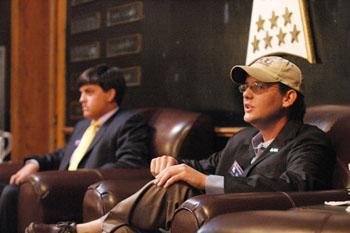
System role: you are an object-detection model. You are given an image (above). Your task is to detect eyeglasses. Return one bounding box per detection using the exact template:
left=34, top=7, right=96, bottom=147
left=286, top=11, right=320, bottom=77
left=238, top=82, right=275, bottom=94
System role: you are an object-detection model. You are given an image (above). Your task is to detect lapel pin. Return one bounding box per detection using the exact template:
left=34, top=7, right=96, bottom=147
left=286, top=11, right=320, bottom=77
left=74, top=140, right=81, bottom=146
left=270, top=148, right=279, bottom=152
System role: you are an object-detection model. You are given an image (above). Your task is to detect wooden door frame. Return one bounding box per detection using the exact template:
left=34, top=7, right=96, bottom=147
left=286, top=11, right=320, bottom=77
left=11, top=0, right=66, bottom=162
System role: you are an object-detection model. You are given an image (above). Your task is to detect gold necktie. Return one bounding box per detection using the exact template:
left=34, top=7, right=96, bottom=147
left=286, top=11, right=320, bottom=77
left=68, top=121, right=99, bottom=170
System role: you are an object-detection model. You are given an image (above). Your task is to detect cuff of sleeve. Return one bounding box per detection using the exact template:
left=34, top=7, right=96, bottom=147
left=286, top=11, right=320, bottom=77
left=25, top=159, right=40, bottom=170
left=205, top=175, right=224, bottom=194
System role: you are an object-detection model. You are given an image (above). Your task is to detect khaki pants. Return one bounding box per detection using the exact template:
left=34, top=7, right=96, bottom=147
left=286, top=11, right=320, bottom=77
left=102, top=180, right=202, bottom=233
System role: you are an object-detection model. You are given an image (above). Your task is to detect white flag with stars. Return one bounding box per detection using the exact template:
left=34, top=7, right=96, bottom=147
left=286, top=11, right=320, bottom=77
left=245, top=0, right=315, bottom=65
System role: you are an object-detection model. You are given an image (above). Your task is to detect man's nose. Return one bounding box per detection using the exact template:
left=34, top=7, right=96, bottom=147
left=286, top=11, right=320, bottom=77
left=243, top=87, right=253, bottom=99
left=79, top=94, right=85, bottom=103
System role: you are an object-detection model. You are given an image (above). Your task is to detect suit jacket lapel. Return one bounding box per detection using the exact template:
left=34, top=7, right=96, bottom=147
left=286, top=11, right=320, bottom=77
left=221, top=130, right=255, bottom=176
left=243, top=120, right=302, bottom=176
left=59, top=120, right=91, bottom=170
left=85, top=123, right=107, bottom=153
left=61, top=110, right=119, bottom=169
left=84, top=110, right=119, bottom=155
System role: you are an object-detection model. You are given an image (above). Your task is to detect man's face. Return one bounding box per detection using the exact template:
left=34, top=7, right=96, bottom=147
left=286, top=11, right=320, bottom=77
left=79, top=84, right=115, bottom=120
left=241, top=76, right=287, bottom=128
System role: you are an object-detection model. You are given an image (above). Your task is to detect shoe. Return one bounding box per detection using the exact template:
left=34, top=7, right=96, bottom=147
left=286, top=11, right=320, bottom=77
left=25, top=222, right=77, bottom=233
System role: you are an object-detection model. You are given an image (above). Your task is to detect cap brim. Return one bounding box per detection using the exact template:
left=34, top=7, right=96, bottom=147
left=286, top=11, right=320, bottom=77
left=230, top=65, right=278, bottom=84
left=230, top=66, right=248, bottom=84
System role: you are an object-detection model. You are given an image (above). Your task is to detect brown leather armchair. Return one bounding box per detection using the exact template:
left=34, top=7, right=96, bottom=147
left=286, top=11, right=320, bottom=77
left=170, top=104, right=350, bottom=233
left=14, top=108, right=214, bottom=233
left=82, top=108, right=215, bottom=221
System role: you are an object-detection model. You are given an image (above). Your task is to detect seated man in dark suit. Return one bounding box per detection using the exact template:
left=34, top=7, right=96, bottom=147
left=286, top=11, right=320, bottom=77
left=0, top=64, right=152, bottom=233
left=27, top=56, right=335, bottom=233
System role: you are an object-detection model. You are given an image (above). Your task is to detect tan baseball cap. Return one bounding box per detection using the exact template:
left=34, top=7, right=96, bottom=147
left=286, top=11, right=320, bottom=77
left=230, top=56, right=304, bottom=94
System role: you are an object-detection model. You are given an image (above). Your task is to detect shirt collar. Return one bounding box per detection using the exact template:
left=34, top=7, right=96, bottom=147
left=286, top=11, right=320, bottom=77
left=251, top=132, right=274, bottom=150
left=92, top=107, right=119, bottom=127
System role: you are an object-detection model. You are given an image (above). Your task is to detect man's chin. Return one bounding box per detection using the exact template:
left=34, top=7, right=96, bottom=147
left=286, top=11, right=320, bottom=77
left=243, top=115, right=254, bottom=124
left=82, top=112, right=91, bottom=119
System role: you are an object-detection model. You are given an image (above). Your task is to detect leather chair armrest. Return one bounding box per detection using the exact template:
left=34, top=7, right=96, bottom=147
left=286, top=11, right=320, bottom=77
left=18, top=169, right=103, bottom=233
left=17, top=168, right=152, bottom=233
left=0, top=162, right=22, bottom=183
left=83, top=176, right=152, bottom=221
left=198, top=209, right=350, bottom=233
left=288, top=189, right=350, bottom=206
left=171, top=189, right=350, bottom=233
left=171, top=192, right=295, bottom=233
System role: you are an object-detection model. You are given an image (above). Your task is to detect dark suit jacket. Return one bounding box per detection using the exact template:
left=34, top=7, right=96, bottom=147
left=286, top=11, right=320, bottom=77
left=28, top=109, right=152, bottom=171
left=184, top=120, right=335, bottom=193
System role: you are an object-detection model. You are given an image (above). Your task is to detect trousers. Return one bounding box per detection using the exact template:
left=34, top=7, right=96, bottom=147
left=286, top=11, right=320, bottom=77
left=0, top=184, right=19, bottom=233
left=102, top=181, right=202, bottom=233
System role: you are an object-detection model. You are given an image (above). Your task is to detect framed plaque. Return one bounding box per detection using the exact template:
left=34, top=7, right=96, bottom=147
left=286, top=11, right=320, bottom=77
left=106, top=34, right=142, bottom=58
left=68, top=101, right=83, bottom=121
left=121, top=66, right=141, bottom=87
left=71, top=12, right=101, bottom=34
left=71, top=0, right=95, bottom=7
left=107, top=1, right=144, bottom=27
left=70, top=41, right=100, bottom=62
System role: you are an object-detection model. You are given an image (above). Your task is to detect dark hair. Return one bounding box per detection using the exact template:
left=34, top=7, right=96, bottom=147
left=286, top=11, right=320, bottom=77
left=278, top=83, right=305, bottom=122
left=78, top=64, right=126, bottom=106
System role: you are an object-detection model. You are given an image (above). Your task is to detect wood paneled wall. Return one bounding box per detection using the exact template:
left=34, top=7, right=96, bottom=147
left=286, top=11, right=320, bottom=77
left=11, top=0, right=66, bottom=162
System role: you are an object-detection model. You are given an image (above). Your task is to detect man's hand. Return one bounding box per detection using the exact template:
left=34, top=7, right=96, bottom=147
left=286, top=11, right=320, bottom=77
left=9, top=163, right=39, bottom=185
left=150, top=155, right=178, bottom=177
left=153, top=162, right=208, bottom=190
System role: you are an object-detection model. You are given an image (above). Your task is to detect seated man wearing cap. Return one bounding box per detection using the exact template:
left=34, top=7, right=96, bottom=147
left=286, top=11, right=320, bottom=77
left=26, top=56, right=335, bottom=233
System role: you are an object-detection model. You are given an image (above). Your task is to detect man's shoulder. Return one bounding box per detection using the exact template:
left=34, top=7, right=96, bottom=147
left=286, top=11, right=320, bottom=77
left=112, top=109, right=145, bottom=122
left=74, top=119, right=90, bottom=129
left=280, top=121, right=332, bottom=147
left=297, top=122, right=330, bottom=140
left=105, top=109, right=147, bottom=129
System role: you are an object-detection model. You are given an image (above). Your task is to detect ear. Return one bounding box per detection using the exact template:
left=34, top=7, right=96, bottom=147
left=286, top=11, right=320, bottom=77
left=282, top=89, right=297, bottom=108
left=106, top=89, right=116, bottom=103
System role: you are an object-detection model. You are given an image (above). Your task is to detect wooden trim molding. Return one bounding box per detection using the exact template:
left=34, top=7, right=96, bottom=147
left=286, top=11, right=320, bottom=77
left=55, top=0, right=67, bottom=148
left=11, top=0, right=66, bottom=162
left=63, top=127, right=73, bottom=135
left=214, top=127, right=244, bottom=138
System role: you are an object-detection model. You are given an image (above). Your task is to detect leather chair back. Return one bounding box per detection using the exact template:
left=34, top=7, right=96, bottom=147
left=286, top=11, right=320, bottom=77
left=137, top=108, right=214, bottom=160
left=303, top=105, right=350, bottom=188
